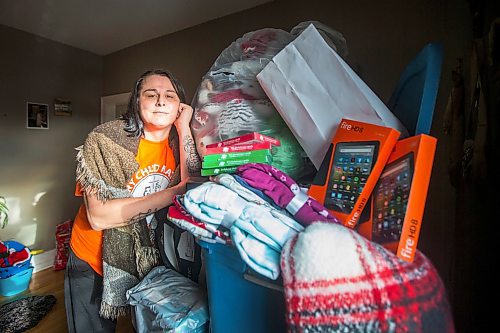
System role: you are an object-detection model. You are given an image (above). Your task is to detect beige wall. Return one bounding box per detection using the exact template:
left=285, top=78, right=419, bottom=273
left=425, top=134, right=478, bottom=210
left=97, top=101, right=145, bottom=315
left=103, top=0, right=471, bottom=290
left=0, top=25, right=102, bottom=250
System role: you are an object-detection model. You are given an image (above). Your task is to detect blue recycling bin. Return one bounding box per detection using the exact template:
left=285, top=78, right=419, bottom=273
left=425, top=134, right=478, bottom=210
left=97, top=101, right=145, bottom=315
left=198, top=240, right=286, bottom=333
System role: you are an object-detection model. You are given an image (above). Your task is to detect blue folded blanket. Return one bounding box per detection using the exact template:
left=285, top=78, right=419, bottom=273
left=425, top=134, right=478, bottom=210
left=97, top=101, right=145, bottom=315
left=183, top=179, right=303, bottom=279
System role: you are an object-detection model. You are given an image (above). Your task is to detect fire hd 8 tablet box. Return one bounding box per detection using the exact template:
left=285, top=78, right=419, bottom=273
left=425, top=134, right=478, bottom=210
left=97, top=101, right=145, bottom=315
left=356, top=134, right=437, bottom=262
left=308, top=119, right=400, bottom=228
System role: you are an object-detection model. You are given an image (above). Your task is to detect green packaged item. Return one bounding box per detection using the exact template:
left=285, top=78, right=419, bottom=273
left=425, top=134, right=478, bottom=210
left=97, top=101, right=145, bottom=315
left=202, top=154, right=272, bottom=169
left=203, top=149, right=271, bottom=162
left=201, top=166, right=239, bottom=176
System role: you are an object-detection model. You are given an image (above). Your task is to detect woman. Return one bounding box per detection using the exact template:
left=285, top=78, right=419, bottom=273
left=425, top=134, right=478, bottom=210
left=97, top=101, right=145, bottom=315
left=65, top=69, right=201, bottom=332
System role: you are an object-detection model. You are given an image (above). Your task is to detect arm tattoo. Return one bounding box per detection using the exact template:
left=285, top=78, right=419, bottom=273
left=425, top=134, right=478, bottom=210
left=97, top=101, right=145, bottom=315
left=84, top=194, right=155, bottom=226
left=128, top=209, right=155, bottom=224
left=183, top=135, right=201, bottom=175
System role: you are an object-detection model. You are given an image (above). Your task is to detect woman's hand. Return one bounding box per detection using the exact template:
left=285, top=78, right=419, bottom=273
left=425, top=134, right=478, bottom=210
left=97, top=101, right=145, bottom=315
left=175, top=103, right=201, bottom=178
left=175, top=103, right=193, bottom=131
left=173, top=176, right=207, bottom=194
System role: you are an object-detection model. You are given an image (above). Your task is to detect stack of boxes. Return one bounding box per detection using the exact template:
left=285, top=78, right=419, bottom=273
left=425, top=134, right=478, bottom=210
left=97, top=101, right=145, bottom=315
left=201, top=132, right=280, bottom=176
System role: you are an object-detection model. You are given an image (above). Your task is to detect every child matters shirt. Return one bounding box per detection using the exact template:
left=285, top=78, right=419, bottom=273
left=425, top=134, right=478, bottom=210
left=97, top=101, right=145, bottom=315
left=70, top=137, right=176, bottom=276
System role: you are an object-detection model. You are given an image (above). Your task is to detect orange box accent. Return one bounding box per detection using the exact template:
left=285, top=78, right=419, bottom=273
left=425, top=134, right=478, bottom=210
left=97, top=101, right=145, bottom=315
left=356, top=134, right=437, bottom=262
left=308, top=119, right=400, bottom=228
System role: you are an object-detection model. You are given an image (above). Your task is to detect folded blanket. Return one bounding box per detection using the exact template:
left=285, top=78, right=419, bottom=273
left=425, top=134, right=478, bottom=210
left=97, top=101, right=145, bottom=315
left=231, top=227, right=281, bottom=280
left=233, top=175, right=283, bottom=210
left=236, top=163, right=339, bottom=225
left=183, top=181, right=303, bottom=251
left=167, top=195, right=231, bottom=244
left=182, top=181, right=244, bottom=227
left=182, top=180, right=303, bottom=279
left=212, top=173, right=284, bottom=212
left=281, top=222, right=455, bottom=333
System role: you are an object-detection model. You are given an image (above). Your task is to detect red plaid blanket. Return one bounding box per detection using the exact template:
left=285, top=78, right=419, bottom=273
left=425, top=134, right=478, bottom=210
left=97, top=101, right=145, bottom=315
left=281, top=222, right=455, bottom=333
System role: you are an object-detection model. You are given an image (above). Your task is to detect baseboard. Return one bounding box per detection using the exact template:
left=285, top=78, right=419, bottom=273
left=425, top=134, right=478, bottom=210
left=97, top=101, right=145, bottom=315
left=32, top=248, right=56, bottom=273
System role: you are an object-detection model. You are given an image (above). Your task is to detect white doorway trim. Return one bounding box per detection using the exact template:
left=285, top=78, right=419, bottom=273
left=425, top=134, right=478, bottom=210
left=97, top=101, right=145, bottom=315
left=100, top=92, right=131, bottom=124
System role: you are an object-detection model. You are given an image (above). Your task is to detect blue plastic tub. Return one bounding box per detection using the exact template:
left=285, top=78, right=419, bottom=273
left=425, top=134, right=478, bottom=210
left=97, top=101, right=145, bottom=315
left=198, top=240, right=286, bottom=333
left=0, top=266, right=33, bottom=297
left=0, top=240, right=32, bottom=279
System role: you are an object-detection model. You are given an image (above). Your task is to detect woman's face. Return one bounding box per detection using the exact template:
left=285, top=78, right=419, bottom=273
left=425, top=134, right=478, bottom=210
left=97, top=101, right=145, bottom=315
left=139, top=74, right=180, bottom=132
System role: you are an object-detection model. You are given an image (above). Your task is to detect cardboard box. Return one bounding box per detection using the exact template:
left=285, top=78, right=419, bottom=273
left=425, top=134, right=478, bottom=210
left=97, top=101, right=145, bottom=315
left=205, top=142, right=272, bottom=155
left=308, top=119, right=400, bottom=228
left=356, top=134, right=437, bottom=262
left=205, top=132, right=281, bottom=148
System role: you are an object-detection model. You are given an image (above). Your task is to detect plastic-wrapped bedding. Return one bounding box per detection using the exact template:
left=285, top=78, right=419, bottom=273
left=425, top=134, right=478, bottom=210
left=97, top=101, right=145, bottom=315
left=190, top=27, right=310, bottom=180
left=126, top=266, right=209, bottom=333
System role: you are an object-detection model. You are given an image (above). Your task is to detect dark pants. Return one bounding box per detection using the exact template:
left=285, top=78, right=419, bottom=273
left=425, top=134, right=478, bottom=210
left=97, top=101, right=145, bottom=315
left=64, top=249, right=117, bottom=333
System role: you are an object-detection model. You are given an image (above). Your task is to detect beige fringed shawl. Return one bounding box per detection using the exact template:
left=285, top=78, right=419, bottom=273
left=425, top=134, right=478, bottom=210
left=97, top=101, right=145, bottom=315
left=75, top=119, right=180, bottom=319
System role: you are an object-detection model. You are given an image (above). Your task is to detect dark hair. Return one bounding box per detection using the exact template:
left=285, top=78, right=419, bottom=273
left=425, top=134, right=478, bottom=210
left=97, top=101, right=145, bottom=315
left=123, top=69, right=186, bottom=137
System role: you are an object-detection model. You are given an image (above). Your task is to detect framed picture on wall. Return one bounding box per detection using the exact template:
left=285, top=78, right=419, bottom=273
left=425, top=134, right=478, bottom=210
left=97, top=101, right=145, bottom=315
left=26, top=102, right=49, bottom=129
left=54, top=98, right=72, bottom=116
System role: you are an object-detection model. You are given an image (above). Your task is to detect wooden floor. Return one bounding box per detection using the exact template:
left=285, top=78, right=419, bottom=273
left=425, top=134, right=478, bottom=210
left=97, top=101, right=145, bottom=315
left=0, top=268, right=135, bottom=332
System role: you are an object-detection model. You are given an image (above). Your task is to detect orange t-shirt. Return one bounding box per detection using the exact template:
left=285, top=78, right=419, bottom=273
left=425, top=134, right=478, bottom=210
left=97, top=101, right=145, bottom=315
left=70, top=137, right=176, bottom=275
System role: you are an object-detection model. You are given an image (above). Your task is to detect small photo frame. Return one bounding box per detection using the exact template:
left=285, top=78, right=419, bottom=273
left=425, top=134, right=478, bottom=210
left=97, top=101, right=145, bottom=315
left=27, top=102, right=49, bottom=129
left=54, top=98, right=72, bottom=116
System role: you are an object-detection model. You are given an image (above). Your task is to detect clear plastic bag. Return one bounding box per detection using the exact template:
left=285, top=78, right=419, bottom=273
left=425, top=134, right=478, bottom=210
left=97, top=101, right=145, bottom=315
left=126, top=266, right=209, bottom=333
left=191, top=28, right=310, bottom=179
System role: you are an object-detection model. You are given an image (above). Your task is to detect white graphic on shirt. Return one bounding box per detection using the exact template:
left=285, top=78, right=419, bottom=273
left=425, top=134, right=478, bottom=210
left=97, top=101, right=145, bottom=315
left=129, top=165, right=172, bottom=225
left=127, top=164, right=173, bottom=191
left=131, top=173, right=170, bottom=198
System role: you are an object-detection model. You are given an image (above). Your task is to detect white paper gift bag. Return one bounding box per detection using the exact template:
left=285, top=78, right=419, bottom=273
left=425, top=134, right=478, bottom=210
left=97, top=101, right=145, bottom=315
left=256, top=24, right=408, bottom=169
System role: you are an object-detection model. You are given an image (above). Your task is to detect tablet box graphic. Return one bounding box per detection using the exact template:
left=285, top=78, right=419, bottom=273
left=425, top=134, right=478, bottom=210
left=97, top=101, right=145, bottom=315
left=308, top=119, right=400, bottom=228
left=356, top=134, right=437, bottom=262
